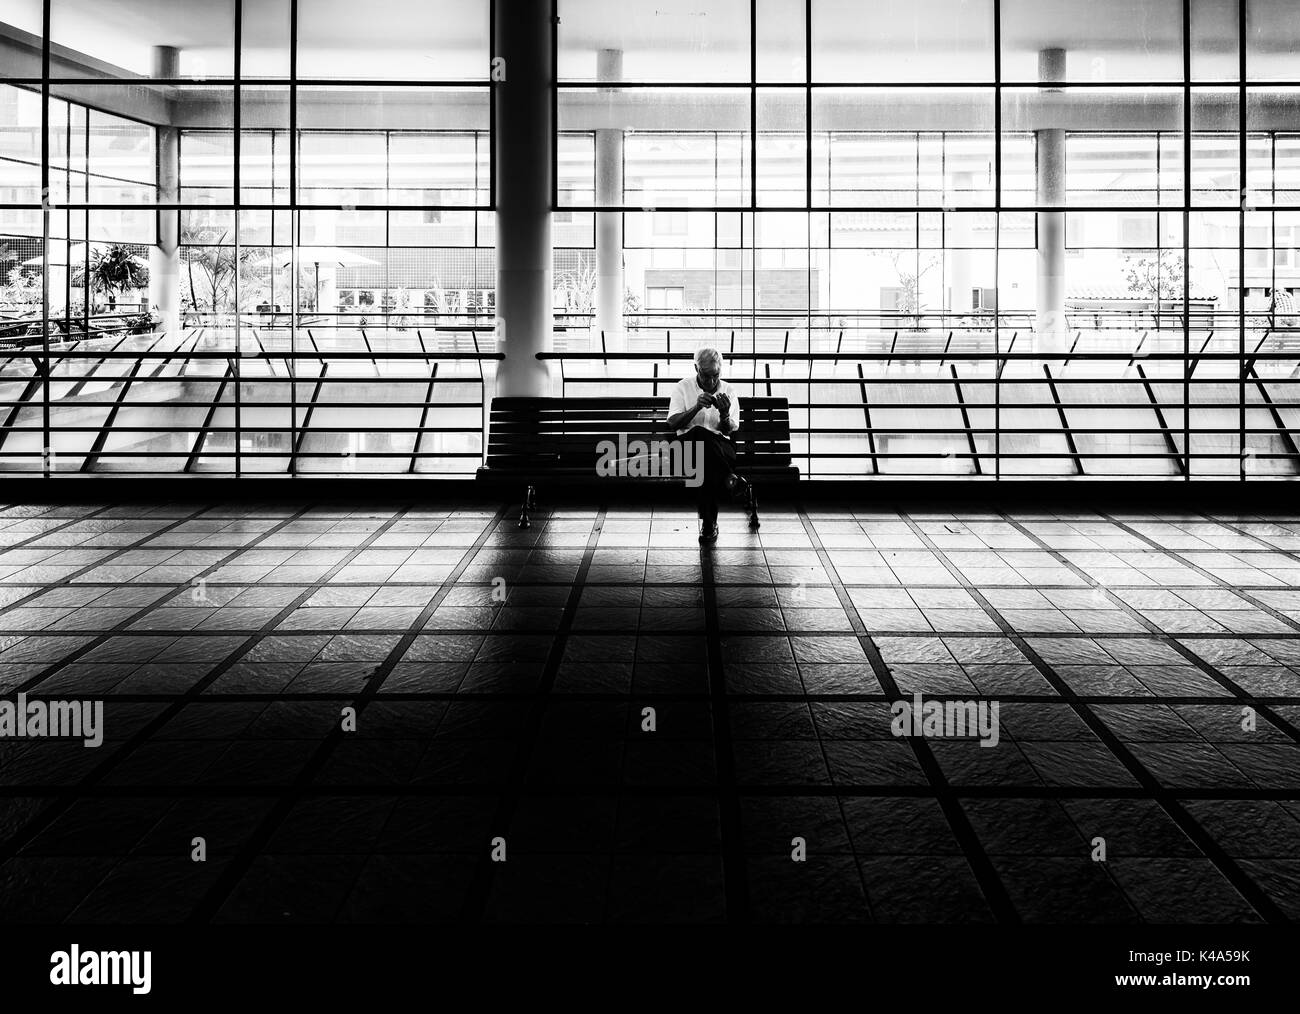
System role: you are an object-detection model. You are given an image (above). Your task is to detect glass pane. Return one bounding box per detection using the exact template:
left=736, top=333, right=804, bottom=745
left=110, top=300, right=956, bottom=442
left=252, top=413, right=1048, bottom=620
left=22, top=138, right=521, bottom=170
left=815, top=90, right=997, bottom=208
left=813, top=0, right=994, bottom=83
left=757, top=89, right=806, bottom=206
left=1248, top=0, right=1300, bottom=82
left=560, top=88, right=751, bottom=209
left=0, top=85, right=42, bottom=204
left=758, top=0, right=805, bottom=83
left=296, top=0, right=489, bottom=81
left=241, top=87, right=291, bottom=205
left=1192, top=0, right=1240, bottom=82
left=0, top=0, right=44, bottom=78
left=1000, top=0, right=1184, bottom=83
left=50, top=0, right=236, bottom=79
left=243, top=0, right=291, bottom=78
left=559, top=0, right=752, bottom=83
left=296, top=87, right=490, bottom=207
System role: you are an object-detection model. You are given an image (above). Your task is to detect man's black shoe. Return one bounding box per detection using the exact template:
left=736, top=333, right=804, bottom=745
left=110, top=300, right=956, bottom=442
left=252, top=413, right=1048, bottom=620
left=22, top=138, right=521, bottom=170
left=726, top=473, right=752, bottom=503
left=699, top=522, right=719, bottom=544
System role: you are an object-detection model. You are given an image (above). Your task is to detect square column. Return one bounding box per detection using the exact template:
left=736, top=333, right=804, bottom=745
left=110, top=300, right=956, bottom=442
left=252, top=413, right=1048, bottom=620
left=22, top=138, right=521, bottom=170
left=595, top=48, right=624, bottom=349
left=1036, top=47, right=1067, bottom=353
left=493, top=0, right=555, bottom=397
left=149, top=45, right=181, bottom=339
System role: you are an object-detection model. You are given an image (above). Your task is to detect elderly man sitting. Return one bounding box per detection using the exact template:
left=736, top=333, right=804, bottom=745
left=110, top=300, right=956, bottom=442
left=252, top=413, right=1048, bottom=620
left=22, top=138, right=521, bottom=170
left=666, top=347, right=753, bottom=544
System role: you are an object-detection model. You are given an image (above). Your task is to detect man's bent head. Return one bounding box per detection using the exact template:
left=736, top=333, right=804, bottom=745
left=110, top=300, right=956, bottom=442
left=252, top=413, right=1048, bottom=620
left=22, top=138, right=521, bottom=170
left=694, top=346, right=723, bottom=393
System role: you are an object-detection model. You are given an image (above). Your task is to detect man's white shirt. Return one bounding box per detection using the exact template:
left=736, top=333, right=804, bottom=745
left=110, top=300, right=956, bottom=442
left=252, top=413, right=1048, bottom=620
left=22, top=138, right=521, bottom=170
left=669, top=375, right=741, bottom=436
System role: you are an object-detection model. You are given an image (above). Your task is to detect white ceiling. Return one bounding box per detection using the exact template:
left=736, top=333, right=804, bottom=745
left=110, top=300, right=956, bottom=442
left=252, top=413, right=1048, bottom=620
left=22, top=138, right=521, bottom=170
left=4, top=0, right=1297, bottom=83
left=560, top=0, right=1300, bottom=81
left=36, top=0, right=488, bottom=78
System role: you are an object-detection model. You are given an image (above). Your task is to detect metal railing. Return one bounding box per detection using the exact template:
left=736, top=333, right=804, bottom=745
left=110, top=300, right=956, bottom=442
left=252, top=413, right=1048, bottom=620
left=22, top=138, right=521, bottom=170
left=3, top=308, right=1297, bottom=479
left=0, top=323, right=500, bottom=475
left=539, top=312, right=1300, bottom=480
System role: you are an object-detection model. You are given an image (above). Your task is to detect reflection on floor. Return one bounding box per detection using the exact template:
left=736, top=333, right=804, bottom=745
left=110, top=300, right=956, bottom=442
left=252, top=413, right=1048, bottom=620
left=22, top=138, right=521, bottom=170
left=0, top=499, right=1297, bottom=924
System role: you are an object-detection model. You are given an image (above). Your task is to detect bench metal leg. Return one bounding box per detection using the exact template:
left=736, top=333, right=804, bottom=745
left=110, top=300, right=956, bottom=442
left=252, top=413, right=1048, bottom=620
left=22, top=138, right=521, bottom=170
left=518, top=484, right=536, bottom=529
left=747, top=484, right=760, bottom=530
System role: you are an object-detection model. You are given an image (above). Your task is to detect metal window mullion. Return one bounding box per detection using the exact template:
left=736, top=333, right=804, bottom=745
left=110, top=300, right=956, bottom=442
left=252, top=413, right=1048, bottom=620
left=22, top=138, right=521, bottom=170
left=232, top=0, right=243, bottom=477
left=1239, top=0, right=1247, bottom=481
left=74, top=102, right=80, bottom=335
left=1182, top=0, right=1192, bottom=478
left=993, top=0, right=1001, bottom=481
left=40, top=0, right=51, bottom=476
left=289, top=0, right=299, bottom=476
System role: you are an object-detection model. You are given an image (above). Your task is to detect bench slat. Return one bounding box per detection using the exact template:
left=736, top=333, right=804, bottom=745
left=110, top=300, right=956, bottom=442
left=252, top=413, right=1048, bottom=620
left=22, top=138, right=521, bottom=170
left=479, top=395, right=799, bottom=483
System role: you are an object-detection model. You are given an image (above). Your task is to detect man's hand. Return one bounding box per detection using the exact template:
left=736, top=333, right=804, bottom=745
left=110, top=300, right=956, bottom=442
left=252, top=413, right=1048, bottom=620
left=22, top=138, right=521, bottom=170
left=713, top=393, right=731, bottom=419
left=669, top=393, right=711, bottom=432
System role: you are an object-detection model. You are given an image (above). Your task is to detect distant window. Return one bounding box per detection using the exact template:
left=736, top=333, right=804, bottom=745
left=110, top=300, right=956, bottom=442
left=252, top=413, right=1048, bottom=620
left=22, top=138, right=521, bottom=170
left=653, top=212, right=688, bottom=236
left=646, top=286, right=684, bottom=311
left=423, top=189, right=445, bottom=224
left=973, top=287, right=997, bottom=310
left=1065, top=214, right=1084, bottom=248
left=880, top=287, right=903, bottom=311
left=1119, top=215, right=1157, bottom=248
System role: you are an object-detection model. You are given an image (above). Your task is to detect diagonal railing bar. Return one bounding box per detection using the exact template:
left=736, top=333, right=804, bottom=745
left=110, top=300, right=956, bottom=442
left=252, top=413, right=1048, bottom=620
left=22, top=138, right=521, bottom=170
left=0, top=373, right=44, bottom=455
left=1187, top=331, right=1215, bottom=376
left=290, top=361, right=329, bottom=469
left=409, top=362, right=439, bottom=475
left=1041, top=363, right=1085, bottom=475
left=950, top=363, right=983, bottom=475
left=60, top=332, right=141, bottom=399
left=359, top=327, right=380, bottom=376
left=855, top=362, right=879, bottom=475
left=995, top=331, right=1017, bottom=379
left=1059, top=329, right=1084, bottom=371
left=1, top=330, right=197, bottom=458
left=1134, top=362, right=1188, bottom=476
left=1243, top=329, right=1274, bottom=375
left=171, top=328, right=208, bottom=376
left=184, top=357, right=236, bottom=474
left=78, top=353, right=175, bottom=473
left=936, top=329, right=955, bottom=369
left=1244, top=362, right=1300, bottom=468
left=1122, top=329, right=1150, bottom=376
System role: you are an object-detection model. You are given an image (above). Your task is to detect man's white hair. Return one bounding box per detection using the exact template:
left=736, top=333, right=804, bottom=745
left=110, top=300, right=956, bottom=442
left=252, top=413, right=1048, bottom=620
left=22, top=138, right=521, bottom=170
left=694, top=346, right=723, bottom=370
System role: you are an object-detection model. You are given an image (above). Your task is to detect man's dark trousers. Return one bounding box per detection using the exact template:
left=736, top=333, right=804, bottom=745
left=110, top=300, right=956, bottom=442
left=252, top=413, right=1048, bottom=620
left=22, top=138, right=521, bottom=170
left=679, top=426, right=736, bottom=527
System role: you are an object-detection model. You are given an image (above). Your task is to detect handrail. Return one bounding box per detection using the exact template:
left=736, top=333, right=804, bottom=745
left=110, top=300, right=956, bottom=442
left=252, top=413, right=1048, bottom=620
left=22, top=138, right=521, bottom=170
left=535, top=350, right=1295, bottom=362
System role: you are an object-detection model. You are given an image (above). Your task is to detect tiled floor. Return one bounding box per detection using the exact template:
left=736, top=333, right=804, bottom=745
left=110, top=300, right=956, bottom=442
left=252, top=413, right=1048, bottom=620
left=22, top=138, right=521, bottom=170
left=0, top=499, right=1298, bottom=924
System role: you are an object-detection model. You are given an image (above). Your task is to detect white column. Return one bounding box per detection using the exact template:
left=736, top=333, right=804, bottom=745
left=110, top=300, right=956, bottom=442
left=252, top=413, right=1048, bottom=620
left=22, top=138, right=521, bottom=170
left=318, top=265, right=338, bottom=319
left=948, top=172, right=975, bottom=316
left=595, top=49, right=624, bottom=350
left=493, top=0, right=554, bottom=397
left=149, top=45, right=181, bottom=338
left=1036, top=47, right=1067, bottom=353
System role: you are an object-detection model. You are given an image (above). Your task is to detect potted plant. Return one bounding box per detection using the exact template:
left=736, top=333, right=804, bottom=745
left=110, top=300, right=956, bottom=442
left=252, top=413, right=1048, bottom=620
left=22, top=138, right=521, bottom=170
left=89, top=245, right=149, bottom=313
left=126, top=307, right=161, bottom=335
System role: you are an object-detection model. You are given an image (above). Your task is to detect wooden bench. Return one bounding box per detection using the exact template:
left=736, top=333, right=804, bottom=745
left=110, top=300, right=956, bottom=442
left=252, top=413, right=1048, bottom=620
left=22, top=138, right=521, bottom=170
left=478, top=396, right=799, bottom=529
